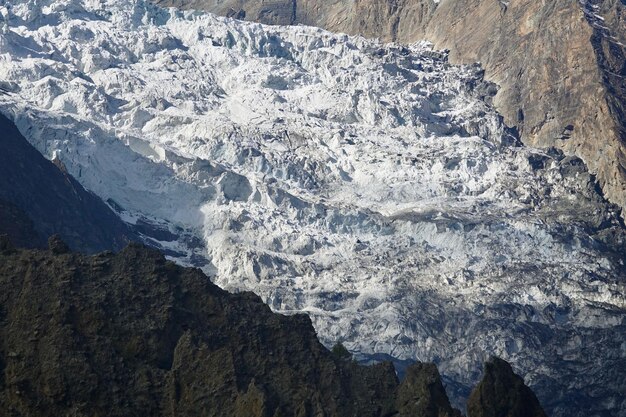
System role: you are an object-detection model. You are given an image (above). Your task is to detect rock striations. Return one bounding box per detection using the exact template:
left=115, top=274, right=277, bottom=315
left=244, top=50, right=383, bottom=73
left=0, top=239, right=545, bottom=417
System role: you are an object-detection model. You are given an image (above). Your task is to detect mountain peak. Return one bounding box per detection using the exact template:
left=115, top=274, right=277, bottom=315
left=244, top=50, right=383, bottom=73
left=467, top=357, right=547, bottom=417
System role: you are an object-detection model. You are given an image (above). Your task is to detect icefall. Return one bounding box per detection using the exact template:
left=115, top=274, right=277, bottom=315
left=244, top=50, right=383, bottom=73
left=0, top=1, right=625, bottom=415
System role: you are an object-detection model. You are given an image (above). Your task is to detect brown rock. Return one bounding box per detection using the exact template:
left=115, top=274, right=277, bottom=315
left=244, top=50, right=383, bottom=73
left=0, top=243, right=431, bottom=417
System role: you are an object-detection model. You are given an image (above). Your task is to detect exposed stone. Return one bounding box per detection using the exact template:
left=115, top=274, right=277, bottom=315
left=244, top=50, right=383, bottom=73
left=0, top=243, right=405, bottom=417
left=47, top=234, right=70, bottom=255
left=467, top=357, right=548, bottom=417
left=0, top=243, right=546, bottom=417
left=0, top=234, right=15, bottom=254
left=396, top=362, right=463, bottom=417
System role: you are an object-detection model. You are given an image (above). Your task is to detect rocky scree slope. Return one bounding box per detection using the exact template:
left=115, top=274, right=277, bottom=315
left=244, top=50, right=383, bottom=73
left=0, top=1, right=625, bottom=416
left=0, top=112, right=135, bottom=252
left=0, top=237, right=547, bottom=417
left=154, top=0, right=626, bottom=218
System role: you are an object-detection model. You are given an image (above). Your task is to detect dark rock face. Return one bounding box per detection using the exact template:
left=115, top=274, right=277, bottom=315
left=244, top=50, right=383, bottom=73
left=0, top=112, right=135, bottom=253
left=0, top=242, right=547, bottom=417
left=0, top=242, right=398, bottom=417
left=47, top=234, right=71, bottom=255
left=0, top=200, right=44, bottom=249
left=467, top=357, right=548, bottom=417
left=395, top=363, right=462, bottom=417
left=153, top=0, right=626, bottom=214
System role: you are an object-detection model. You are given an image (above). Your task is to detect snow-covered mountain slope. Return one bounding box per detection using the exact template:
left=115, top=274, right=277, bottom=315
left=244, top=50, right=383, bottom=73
left=0, top=1, right=625, bottom=415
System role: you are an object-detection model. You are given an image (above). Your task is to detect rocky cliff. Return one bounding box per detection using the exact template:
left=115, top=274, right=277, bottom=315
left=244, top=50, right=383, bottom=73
left=467, top=357, right=547, bottom=417
left=0, top=113, right=135, bottom=252
left=0, top=237, right=546, bottom=417
left=153, top=0, right=626, bottom=214
left=413, top=0, right=626, bottom=219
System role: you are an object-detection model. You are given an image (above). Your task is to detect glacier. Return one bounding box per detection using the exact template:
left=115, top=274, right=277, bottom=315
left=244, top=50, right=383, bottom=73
left=0, top=0, right=625, bottom=415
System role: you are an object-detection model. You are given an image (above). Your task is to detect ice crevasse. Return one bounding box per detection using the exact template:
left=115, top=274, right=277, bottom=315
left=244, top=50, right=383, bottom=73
left=0, top=1, right=625, bottom=415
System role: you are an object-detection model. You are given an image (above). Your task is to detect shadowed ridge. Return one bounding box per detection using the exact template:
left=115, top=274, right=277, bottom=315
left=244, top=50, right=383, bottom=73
left=467, top=357, right=548, bottom=417
left=396, top=362, right=463, bottom=417
left=0, top=239, right=547, bottom=417
left=0, top=112, right=136, bottom=253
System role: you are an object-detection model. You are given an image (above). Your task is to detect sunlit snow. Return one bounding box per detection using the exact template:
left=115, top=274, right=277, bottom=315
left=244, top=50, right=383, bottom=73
left=0, top=0, right=624, bottom=413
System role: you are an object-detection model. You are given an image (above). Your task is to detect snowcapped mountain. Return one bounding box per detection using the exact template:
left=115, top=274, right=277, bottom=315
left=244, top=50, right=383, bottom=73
left=0, top=0, right=624, bottom=415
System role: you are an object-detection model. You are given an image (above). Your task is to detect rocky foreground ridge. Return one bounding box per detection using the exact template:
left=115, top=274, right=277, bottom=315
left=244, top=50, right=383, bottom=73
left=153, top=0, right=626, bottom=214
left=0, top=235, right=546, bottom=417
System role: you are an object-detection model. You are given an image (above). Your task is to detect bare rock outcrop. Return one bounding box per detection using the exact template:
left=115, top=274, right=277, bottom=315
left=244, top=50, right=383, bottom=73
left=467, top=357, right=548, bottom=417
left=0, top=240, right=546, bottom=417
left=417, top=0, right=626, bottom=216
left=395, top=362, right=462, bottom=417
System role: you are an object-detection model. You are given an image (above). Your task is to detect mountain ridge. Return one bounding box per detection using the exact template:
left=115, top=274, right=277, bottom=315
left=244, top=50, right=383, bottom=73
left=0, top=112, right=136, bottom=253
left=0, top=236, right=546, bottom=417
